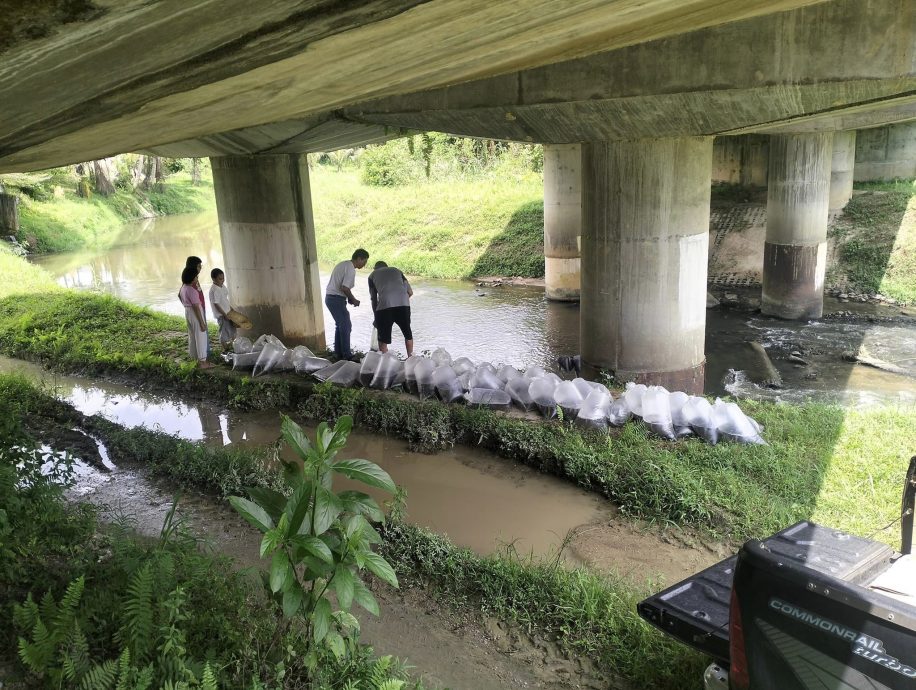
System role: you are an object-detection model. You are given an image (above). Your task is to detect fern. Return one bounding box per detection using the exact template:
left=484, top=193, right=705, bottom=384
left=377, top=681, right=404, bottom=690
left=119, top=563, right=154, bottom=663
left=200, top=662, right=218, bottom=690
left=12, top=592, right=39, bottom=631
left=79, top=659, right=117, bottom=690
left=114, top=647, right=131, bottom=690
left=369, top=656, right=393, bottom=689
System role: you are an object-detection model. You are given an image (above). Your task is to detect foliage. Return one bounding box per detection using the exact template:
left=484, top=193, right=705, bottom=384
left=230, top=415, right=399, bottom=678
left=360, top=141, right=420, bottom=187
left=379, top=522, right=705, bottom=689
left=830, top=183, right=916, bottom=303
left=310, top=168, right=544, bottom=279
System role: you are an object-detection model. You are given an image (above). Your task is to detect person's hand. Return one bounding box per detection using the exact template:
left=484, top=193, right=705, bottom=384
left=199, top=323, right=207, bottom=332
left=350, top=298, right=360, bottom=307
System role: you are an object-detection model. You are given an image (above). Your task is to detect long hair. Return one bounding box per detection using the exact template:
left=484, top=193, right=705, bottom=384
left=181, top=266, right=197, bottom=285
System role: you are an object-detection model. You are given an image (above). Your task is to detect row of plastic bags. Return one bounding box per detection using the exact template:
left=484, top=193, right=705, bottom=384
left=229, top=340, right=764, bottom=445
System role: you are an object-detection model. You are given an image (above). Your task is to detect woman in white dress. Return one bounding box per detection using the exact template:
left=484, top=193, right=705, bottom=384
left=179, top=266, right=213, bottom=369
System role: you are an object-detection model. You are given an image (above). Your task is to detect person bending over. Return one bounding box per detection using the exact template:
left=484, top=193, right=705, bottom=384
left=367, top=260, right=414, bottom=357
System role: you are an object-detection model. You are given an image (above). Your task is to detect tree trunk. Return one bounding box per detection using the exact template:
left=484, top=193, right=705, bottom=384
left=191, top=158, right=201, bottom=186
left=140, top=155, right=155, bottom=191
left=0, top=193, right=19, bottom=236
left=93, top=159, right=116, bottom=196
left=153, top=156, right=164, bottom=192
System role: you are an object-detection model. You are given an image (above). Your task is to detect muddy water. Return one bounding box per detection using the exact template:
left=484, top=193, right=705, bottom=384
left=1, top=356, right=611, bottom=559
left=31, top=212, right=916, bottom=405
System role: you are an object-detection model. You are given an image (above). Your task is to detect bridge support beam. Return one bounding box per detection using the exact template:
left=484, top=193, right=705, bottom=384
left=829, top=130, right=856, bottom=213
left=761, top=133, right=832, bottom=320
left=211, top=153, right=325, bottom=349
left=543, top=144, right=582, bottom=301
left=580, top=137, right=711, bottom=394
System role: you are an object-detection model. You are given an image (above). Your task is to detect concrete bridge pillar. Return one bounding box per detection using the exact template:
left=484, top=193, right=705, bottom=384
left=211, top=153, right=325, bottom=349
left=829, top=130, right=856, bottom=212
left=580, top=137, right=712, bottom=394
left=761, top=133, right=833, bottom=320
left=543, top=144, right=582, bottom=301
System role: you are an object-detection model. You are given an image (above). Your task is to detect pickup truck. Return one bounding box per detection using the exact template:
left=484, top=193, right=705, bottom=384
left=638, top=456, right=916, bottom=689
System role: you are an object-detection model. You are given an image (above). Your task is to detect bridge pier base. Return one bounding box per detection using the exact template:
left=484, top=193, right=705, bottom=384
left=830, top=130, right=856, bottom=213
left=761, top=133, right=832, bottom=320
left=580, top=137, right=711, bottom=394
left=211, top=153, right=325, bottom=350
left=543, top=144, right=582, bottom=301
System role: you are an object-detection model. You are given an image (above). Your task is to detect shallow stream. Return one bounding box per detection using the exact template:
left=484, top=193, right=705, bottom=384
left=30, top=211, right=916, bottom=405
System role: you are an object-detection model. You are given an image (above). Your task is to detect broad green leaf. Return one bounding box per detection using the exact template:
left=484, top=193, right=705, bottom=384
left=333, top=565, right=355, bottom=610
left=327, top=416, right=353, bottom=455
left=285, top=482, right=314, bottom=537
left=282, top=586, right=303, bottom=619
left=260, top=529, right=281, bottom=559
left=301, top=556, right=334, bottom=579
left=269, top=552, right=291, bottom=593
left=339, top=490, right=384, bottom=522
left=363, top=552, right=398, bottom=588
left=312, top=598, right=331, bottom=642
left=331, top=459, right=396, bottom=493
left=352, top=576, right=380, bottom=616
left=281, top=415, right=312, bottom=460
left=344, top=514, right=368, bottom=540
left=229, top=496, right=274, bottom=533
left=245, top=487, right=287, bottom=523
left=315, top=421, right=330, bottom=455
left=332, top=610, right=360, bottom=633
left=291, top=535, right=333, bottom=563
left=312, top=486, right=344, bottom=535
left=325, top=631, right=345, bottom=660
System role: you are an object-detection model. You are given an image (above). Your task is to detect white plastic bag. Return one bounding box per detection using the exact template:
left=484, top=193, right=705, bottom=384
left=370, top=327, right=379, bottom=352
left=452, top=357, right=476, bottom=376
left=464, top=388, right=512, bottom=411
left=606, top=398, right=632, bottom=427
left=554, top=381, right=585, bottom=419
left=469, top=366, right=504, bottom=391
left=577, top=388, right=612, bottom=432
left=253, top=342, right=287, bottom=377
left=641, top=386, right=676, bottom=440
left=433, top=365, right=464, bottom=403
left=359, top=351, right=382, bottom=387
left=498, top=365, right=522, bottom=383
left=295, top=356, right=331, bottom=375
left=232, top=336, right=253, bottom=354
left=415, top=358, right=438, bottom=400
left=327, top=361, right=361, bottom=388
left=524, top=365, right=547, bottom=379
left=716, top=400, right=766, bottom=445
left=682, top=396, right=718, bottom=444
left=431, top=347, right=453, bottom=367
left=623, top=382, right=648, bottom=417
left=404, top=356, right=424, bottom=394
left=313, top=360, right=349, bottom=383
left=668, top=391, right=695, bottom=439
left=231, top=352, right=259, bottom=370
left=506, top=377, right=536, bottom=412
left=529, top=378, right=559, bottom=418
left=370, top=353, right=405, bottom=390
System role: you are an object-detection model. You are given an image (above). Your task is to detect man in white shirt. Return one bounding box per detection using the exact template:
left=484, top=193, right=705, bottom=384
left=325, top=248, right=369, bottom=361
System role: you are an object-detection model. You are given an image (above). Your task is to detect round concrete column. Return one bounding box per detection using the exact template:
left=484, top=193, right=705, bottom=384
left=580, top=137, right=712, bottom=394
left=543, top=144, right=582, bottom=301
left=211, top=153, right=325, bottom=349
left=761, top=133, right=833, bottom=320
left=829, top=130, right=856, bottom=212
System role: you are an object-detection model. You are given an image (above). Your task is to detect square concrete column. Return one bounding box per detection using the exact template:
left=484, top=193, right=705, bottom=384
left=211, top=153, right=325, bottom=349
left=581, top=137, right=712, bottom=394
left=543, top=144, right=581, bottom=301
left=761, top=133, right=833, bottom=320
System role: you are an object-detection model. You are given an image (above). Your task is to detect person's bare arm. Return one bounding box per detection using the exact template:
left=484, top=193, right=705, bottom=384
left=342, top=285, right=360, bottom=306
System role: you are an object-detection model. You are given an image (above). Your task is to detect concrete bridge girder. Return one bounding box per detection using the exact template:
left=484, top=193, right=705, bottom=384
left=0, top=0, right=834, bottom=173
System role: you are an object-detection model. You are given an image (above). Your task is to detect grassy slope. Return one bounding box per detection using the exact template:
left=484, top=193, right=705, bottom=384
left=15, top=175, right=216, bottom=254
left=310, top=168, right=544, bottom=279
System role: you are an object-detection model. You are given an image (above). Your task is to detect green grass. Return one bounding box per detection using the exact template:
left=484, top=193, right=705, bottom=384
left=831, top=181, right=916, bottom=303
left=310, top=169, right=544, bottom=279
left=0, top=245, right=59, bottom=298
left=13, top=175, right=215, bottom=254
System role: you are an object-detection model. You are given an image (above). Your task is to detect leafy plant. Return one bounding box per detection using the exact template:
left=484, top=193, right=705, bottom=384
left=230, top=415, right=399, bottom=673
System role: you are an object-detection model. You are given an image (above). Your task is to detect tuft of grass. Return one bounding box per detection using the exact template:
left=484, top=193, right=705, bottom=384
left=0, top=245, right=59, bottom=299
left=310, top=169, right=544, bottom=279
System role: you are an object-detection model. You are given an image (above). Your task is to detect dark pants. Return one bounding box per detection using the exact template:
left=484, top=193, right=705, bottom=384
left=325, top=294, right=352, bottom=360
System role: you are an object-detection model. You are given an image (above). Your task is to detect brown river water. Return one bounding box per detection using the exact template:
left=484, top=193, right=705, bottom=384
left=31, top=211, right=916, bottom=406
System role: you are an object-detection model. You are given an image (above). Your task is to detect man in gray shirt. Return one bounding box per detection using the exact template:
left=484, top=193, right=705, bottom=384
left=325, top=248, right=369, bottom=360
left=368, top=261, right=414, bottom=356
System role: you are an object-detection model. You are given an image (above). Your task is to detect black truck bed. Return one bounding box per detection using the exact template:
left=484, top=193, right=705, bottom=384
left=637, top=521, right=896, bottom=663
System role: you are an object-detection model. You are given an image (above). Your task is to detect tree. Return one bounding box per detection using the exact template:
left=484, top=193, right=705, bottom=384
left=92, top=159, right=116, bottom=196
left=191, top=158, right=201, bottom=186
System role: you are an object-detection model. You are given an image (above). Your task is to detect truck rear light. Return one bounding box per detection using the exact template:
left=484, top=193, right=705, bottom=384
left=729, top=587, right=750, bottom=689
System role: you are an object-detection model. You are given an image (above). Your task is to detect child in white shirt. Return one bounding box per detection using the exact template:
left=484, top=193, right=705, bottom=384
left=209, top=268, right=236, bottom=350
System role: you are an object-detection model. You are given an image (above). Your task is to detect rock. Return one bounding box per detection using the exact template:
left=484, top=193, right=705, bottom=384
left=839, top=293, right=849, bottom=299
left=788, top=354, right=809, bottom=366
left=724, top=292, right=738, bottom=302
left=706, top=292, right=720, bottom=308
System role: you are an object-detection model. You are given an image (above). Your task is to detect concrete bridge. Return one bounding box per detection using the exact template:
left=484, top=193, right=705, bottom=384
left=2, top=0, right=915, bottom=393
